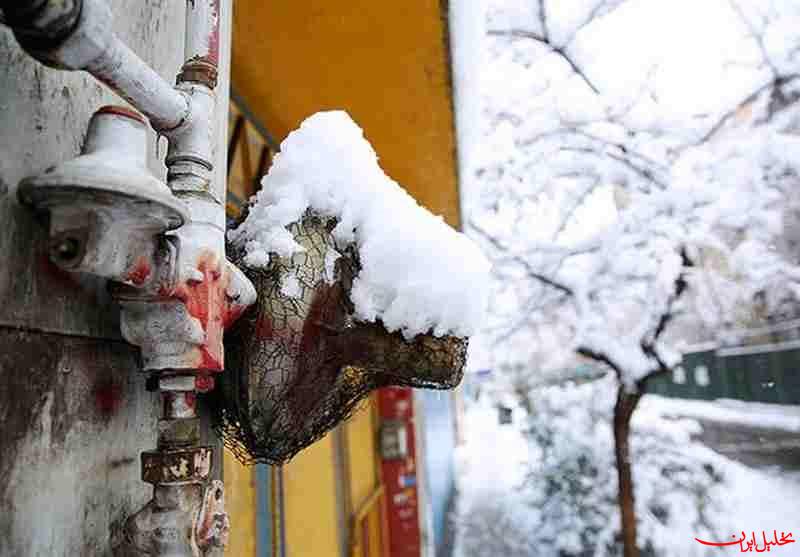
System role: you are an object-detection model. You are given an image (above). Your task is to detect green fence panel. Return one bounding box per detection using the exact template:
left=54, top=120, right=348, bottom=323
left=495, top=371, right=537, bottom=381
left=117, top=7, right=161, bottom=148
left=644, top=346, right=800, bottom=405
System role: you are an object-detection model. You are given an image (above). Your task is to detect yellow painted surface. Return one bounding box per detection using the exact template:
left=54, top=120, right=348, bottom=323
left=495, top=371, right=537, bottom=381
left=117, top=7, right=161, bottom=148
left=283, top=434, right=341, bottom=557
left=347, top=400, right=384, bottom=557
left=346, top=401, right=379, bottom=509
left=232, top=0, right=461, bottom=228
left=223, top=449, right=257, bottom=556
left=228, top=3, right=461, bottom=556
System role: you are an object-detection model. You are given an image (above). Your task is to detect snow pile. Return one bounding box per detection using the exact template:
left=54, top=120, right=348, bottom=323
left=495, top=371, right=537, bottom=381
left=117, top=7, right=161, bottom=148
left=641, top=395, right=800, bottom=433
left=458, top=378, right=732, bottom=557
left=229, top=111, right=491, bottom=338
left=456, top=377, right=800, bottom=557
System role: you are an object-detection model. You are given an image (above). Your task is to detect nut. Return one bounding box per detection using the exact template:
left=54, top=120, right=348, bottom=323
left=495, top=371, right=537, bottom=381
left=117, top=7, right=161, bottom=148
left=141, top=446, right=212, bottom=484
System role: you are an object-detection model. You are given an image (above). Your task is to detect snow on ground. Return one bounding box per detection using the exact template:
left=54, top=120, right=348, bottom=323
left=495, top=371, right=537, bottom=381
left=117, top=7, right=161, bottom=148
left=455, top=391, right=800, bottom=556
left=453, top=396, right=535, bottom=557
left=229, top=111, right=491, bottom=339
left=713, top=458, right=800, bottom=540
left=635, top=396, right=800, bottom=545
left=455, top=396, right=529, bottom=499
left=641, top=395, right=800, bottom=433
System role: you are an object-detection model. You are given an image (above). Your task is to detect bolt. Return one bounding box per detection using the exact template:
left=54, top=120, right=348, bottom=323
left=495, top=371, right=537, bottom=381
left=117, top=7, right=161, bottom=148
left=51, top=237, right=80, bottom=261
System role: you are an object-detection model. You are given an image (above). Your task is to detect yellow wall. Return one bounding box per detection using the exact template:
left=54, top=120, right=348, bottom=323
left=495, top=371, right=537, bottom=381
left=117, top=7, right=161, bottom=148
left=283, top=435, right=342, bottom=557
left=223, top=450, right=257, bottom=556
left=346, top=400, right=384, bottom=557
left=231, top=0, right=461, bottom=228
left=346, top=401, right=379, bottom=510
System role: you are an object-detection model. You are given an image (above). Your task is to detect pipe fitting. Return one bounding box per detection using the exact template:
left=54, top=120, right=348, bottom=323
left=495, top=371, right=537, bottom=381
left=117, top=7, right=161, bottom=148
left=179, top=0, right=220, bottom=89
left=2, top=0, right=82, bottom=50
left=18, top=106, right=188, bottom=286
left=116, top=254, right=257, bottom=374
left=4, top=0, right=190, bottom=131
left=113, top=481, right=228, bottom=556
left=164, top=83, right=217, bottom=196
left=10, top=4, right=248, bottom=555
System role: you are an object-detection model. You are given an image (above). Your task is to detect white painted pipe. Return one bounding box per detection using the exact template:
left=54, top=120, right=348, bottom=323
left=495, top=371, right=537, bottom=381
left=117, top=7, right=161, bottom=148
left=181, top=0, right=220, bottom=89
left=5, top=0, right=189, bottom=131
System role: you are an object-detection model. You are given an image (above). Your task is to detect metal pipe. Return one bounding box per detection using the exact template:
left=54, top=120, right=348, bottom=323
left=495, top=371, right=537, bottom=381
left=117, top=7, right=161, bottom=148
left=9, top=1, right=248, bottom=552
left=83, top=30, right=188, bottom=131
left=2, top=0, right=189, bottom=131
left=179, top=0, right=220, bottom=89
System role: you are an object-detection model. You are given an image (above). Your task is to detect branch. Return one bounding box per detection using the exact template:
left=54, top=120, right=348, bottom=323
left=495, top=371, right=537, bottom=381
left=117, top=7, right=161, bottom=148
left=487, top=28, right=600, bottom=94
left=469, top=220, right=575, bottom=296
left=560, top=146, right=667, bottom=190
left=577, top=345, right=623, bottom=377
left=638, top=247, right=692, bottom=381
left=697, top=74, right=800, bottom=144
left=727, top=0, right=779, bottom=80
left=568, top=128, right=669, bottom=172
left=537, top=0, right=550, bottom=42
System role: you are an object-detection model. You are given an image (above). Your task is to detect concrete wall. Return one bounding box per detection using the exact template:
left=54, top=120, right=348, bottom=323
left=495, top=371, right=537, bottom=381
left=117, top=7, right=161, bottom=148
left=0, top=3, right=228, bottom=555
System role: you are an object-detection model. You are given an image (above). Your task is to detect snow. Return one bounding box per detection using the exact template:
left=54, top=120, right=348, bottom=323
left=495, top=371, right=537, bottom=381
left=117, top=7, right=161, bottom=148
left=322, top=247, right=340, bottom=286
left=455, top=381, right=800, bottom=557
left=470, top=0, right=800, bottom=386
left=229, top=111, right=491, bottom=338
left=641, top=395, right=800, bottom=433
left=453, top=0, right=800, bottom=554
left=280, top=273, right=301, bottom=299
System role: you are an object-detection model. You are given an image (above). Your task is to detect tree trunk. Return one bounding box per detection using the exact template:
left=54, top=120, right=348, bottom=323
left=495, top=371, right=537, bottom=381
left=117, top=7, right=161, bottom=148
left=614, top=386, right=643, bottom=557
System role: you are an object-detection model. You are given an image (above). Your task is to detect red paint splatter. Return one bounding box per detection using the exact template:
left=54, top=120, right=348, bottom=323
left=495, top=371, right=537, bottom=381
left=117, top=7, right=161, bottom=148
left=183, top=391, right=197, bottom=409
left=199, top=347, right=222, bottom=371
left=255, top=316, right=274, bottom=340
left=195, top=375, right=215, bottom=393
left=126, top=256, right=151, bottom=286
left=160, top=250, right=251, bottom=373
left=208, top=0, right=221, bottom=65
left=94, top=381, right=122, bottom=417
left=38, top=254, right=77, bottom=288
left=223, top=305, right=246, bottom=329
left=172, top=251, right=227, bottom=372
left=300, top=284, right=339, bottom=353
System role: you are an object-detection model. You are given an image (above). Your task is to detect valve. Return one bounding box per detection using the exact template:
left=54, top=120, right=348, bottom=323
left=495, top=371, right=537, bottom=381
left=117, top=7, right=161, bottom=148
left=18, top=106, right=188, bottom=288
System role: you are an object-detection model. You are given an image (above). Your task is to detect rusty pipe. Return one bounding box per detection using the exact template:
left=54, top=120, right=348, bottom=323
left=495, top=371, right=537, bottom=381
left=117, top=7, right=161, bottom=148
left=2, top=0, right=189, bottom=131
left=178, top=0, right=220, bottom=89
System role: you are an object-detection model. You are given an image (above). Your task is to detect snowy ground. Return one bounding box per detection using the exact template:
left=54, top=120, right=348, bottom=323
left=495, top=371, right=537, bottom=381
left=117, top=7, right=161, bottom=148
left=454, top=394, right=800, bottom=557
left=641, top=395, right=800, bottom=542
left=640, top=396, right=800, bottom=434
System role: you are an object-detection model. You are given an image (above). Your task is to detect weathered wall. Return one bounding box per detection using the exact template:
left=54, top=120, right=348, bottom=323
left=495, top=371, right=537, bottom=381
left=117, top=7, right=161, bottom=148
left=0, top=3, right=227, bottom=555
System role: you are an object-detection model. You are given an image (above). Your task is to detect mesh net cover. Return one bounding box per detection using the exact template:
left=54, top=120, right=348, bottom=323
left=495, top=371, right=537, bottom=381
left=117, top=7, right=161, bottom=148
left=213, top=211, right=467, bottom=464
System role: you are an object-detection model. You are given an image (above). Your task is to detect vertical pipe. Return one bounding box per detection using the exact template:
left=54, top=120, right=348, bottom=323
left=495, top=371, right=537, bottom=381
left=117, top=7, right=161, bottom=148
left=183, top=0, right=220, bottom=73
left=178, top=0, right=220, bottom=91
left=277, top=466, right=288, bottom=557
left=256, top=464, right=272, bottom=557
left=209, top=0, right=231, bottom=204
left=332, top=426, right=352, bottom=557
